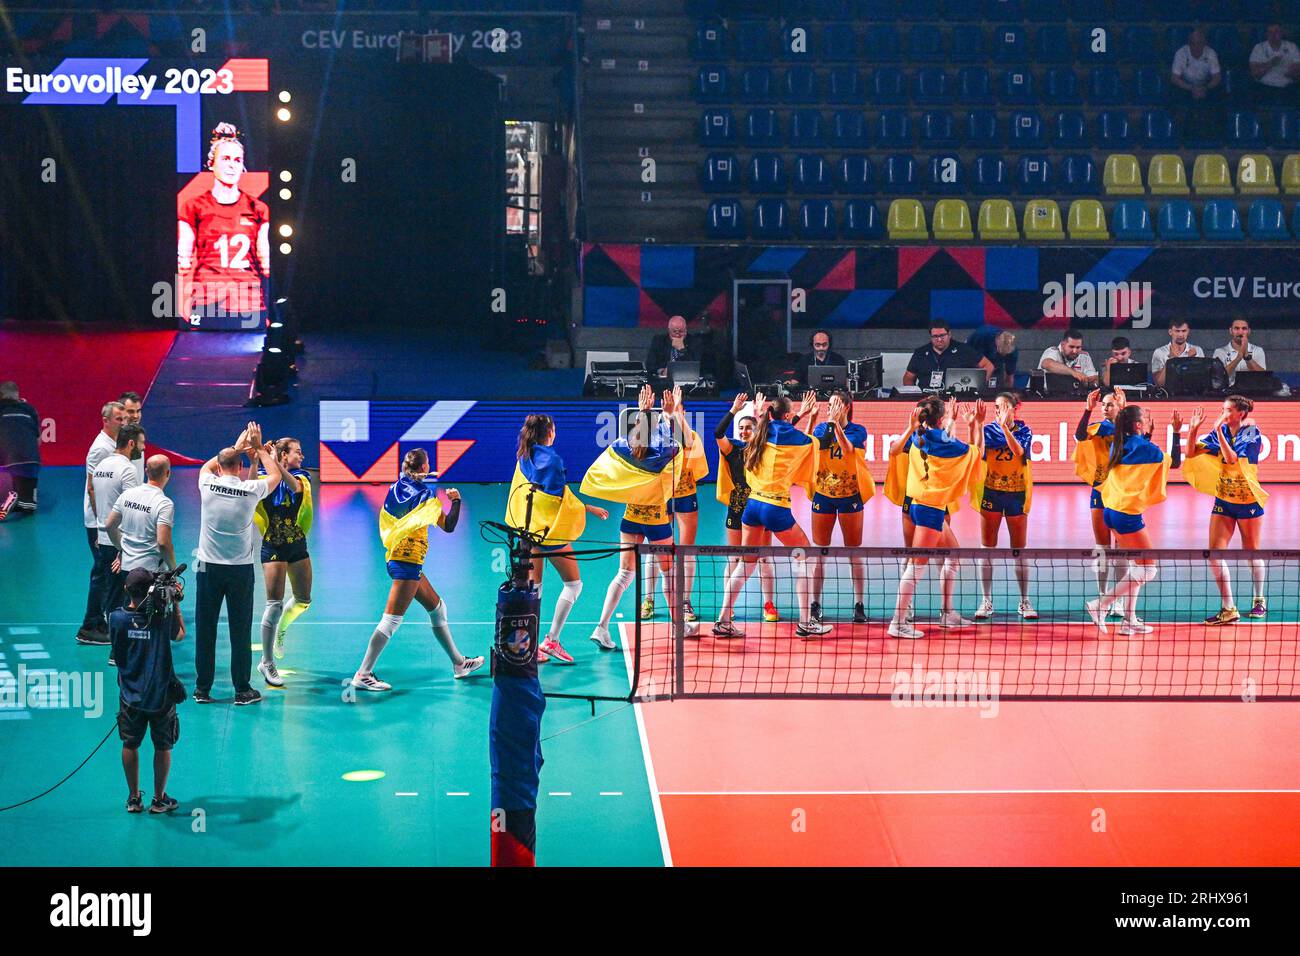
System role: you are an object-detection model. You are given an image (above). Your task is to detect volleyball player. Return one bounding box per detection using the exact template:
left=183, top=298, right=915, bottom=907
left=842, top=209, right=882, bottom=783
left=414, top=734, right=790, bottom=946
left=972, top=392, right=1037, bottom=621
left=507, top=414, right=609, bottom=665
left=1183, top=396, right=1268, bottom=623
left=641, top=394, right=708, bottom=624
left=254, top=438, right=313, bottom=687
left=1073, top=387, right=1131, bottom=617
left=713, top=393, right=779, bottom=623
left=351, top=449, right=483, bottom=691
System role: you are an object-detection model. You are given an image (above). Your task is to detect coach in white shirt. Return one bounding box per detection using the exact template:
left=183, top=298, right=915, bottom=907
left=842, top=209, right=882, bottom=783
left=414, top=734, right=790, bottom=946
left=1213, top=318, right=1267, bottom=386
left=1151, top=319, right=1206, bottom=389
left=1038, top=329, right=1099, bottom=385
left=194, top=423, right=281, bottom=706
left=88, top=424, right=145, bottom=630
left=1171, top=28, right=1222, bottom=142
left=1250, top=23, right=1300, bottom=106
left=118, top=390, right=145, bottom=484
left=77, top=401, right=127, bottom=643
left=106, top=455, right=176, bottom=575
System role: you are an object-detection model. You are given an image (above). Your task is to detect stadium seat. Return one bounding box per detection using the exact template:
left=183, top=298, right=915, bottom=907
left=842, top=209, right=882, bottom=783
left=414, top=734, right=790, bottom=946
left=951, top=25, right=987, bottom=62
left=1201, top=199, right=1243, bottom=241
left=1023, top=199, right=1065, bottom=240
left=1036, top=25, right=1071, bottom=64
left=816, top=0, right=855, bottom=16
left=842, top=199, right=885, bottom=239
left=992, top=24, right=1027, bottom=62
left=1157, top=200, right=1199, bottom=240
left=872, top=68, right=907, bottom=105
left=859, top=0, right=898, bottom=17
left=1044, top=68, right=1081, bottom=104
left=909, top=25, right=945, bottom=61
left=864, top=25, right=901, bottom=62
left=1248, top=199, right=1290, bottom=240
left=928, top=154, right=966, bottom=194
left=797, top=200, right=837, bottom=239
left=972, top=154, right=1009, bottom=195
left=822, top=23, right=857, bottom=61
left=920, top=111, right=957, bottom=148
left=882, top=154, right=919, bottom=193
left=1121, top=26, right=1156, bottom=64
left=827, top=67, right=863, bottom=104
left=1141, top=109, right=1176, bottom=148
left=1271, top=111, right=1300, bottom=148
left=1067, top=199, right=1110, bottom=240
left=1148, top=154, right=1189, bottom=196
left=965, top=110, right=1000, bottom=147
left=1079, top=24, right=1117, bottom=64
left=887, top=198, right=929, bottom=240
left=740, top=67, right=774, bottom=101
left=794, top=154, right=833, bottom=193
left=1163, top=24, right=1193, bottom=56
left=753, top=199, right=790, bottom=239
left=1207, top=25, right=1243, bottom=63
left=832, top=110, right=868, bottom=148
left=1002, top=68, right=1037, bottom=105
left=1008, top=111, right=1044, bottom=148
left=694, top=22, right=726, bottom=59
left=1192, top=154, right=1234, bottom=196
left=701, top=109, right=736, bottom=145
left=696, top=66, right=729, bottom=102
left=1098, top=110, right=1132, bottom=147
left=1111, top=199, right=1154, bottom=240
left=837, top=155, right=874, bottom=194
left=1282, top=154, right=1300, bottom=195
left=946, top=0, right=984, bottom=20
left=977, top=198, right=1020, bottom=240
left=782, top=66, right=819, bottom=103
left=908, top=0, right=941, bottom=15
left=1104, top=154, right=1144, bottom=195
left=877, top=109, right=912, bottom=147
left=1016, top=156, right=1052, bottom=194
left=747, top=154, right=788, bottom=194
left=789, top=110, right=825, bottom=148
left=734, top=21, right=771, bottom=61
left=1228, top=111, right=1263, bottom=148
left=702, top=153, right=740, bottom=192
left=933, top=199, right=975, bottom=240
left=1132, top=67, right=1166, bottom=105
left=958, top=67, right=993, bottom=104
left=983, top=0, right=1022, bottom=19
left=781, top=24, right=815, bottom=60
left=1053, top=110, right=1087, bottom=147
left=744, top=109, right=783, bottom=147
left=915, top=68, right=952, bottom=105
left=706, top=199, right=745, bottom=239
left=1236, top=154, right=1278, bottom=195
left=1034, top=0, right=1068, bottom=20
left=1061, top=154, right=1100, bottom=194
left=1088, top=67, right=1123, bottom=104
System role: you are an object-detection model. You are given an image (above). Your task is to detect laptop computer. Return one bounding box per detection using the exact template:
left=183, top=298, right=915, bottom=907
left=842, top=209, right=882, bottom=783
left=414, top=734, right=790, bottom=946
left=943, top=367, right=987, bottom=394
left=667, top=360, right=701, bottom=386
left=1165, top=357, right=1215, bottom=396
left=734, top=361, right=755, bottom=397
left=1044, top=372, right=1087, bottom=397
left=807, top=365, right=847, bottom=391
left=1231, top=370, right=1278, bottom=396
left=1108, top=362, right=1149, bottom=388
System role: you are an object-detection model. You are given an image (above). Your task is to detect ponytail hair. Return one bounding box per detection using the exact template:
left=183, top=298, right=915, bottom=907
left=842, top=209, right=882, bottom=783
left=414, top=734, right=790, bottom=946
left=913, top=396, right=946, bottom=480
left=743, top=395, right=792, bottom=473
left=1108, top=404, right=1145, bottom=473
left=516, top=414, right=554, bottom=461
left=402, top=447, right=429, bottom=478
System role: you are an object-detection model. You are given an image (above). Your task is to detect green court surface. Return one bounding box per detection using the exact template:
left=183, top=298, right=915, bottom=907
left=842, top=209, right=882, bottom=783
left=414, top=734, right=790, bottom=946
left=0, top=469, right=667, bottom=867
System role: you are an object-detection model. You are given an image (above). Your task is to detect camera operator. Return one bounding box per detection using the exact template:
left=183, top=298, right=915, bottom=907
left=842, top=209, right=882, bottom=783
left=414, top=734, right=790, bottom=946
left=111, top=567, right=185, bottom=814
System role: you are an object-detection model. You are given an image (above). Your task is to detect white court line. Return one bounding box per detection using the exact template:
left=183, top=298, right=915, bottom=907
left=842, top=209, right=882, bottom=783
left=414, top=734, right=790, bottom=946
left=619, top=622, right=674, bottom=868
left=548, top=791, right=572, bottom=797
left=445, top=792, right=470, bottom=797
left=395, top=792, right=419, bottom=797
left=658, top=789, right=1300, bottom=796
left=12, top=644, right=42, bottom=651
left=600, top=791, right=624, bottom=796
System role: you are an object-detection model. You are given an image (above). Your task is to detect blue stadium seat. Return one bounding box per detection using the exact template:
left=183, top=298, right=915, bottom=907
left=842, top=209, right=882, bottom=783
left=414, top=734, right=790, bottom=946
left=992, top=24, right=1027, bottom=62
left=958, top=67, right=993, bottom=104
left=780, top=0, right=816, bottom=14
left=1111, top=200, right=1154, bottom=240
left=822, top=23, right=857, bottom=62
left=945, top=0, right=984, bottom=21
left=928, top=153, right=966, bottom=194
left=1008, top=111, right=1044, bottom=148
left=1079, top=24, right=1118, bottom=64
left=753, top=199, right=791, bottom=239
left=741, top=67, right=774, bottom=101
left=783, top=66, right=820, bottom=104
left=694, top=22, right=726, bottom=59
left=1061, top=154, right=1100, bottom=194
left=1053, top=110, right=1087, bottom=147
left=837, top=155, right=874, bottom=194
left=794, top=154, right=834, bottom=193
left=909, top=25, right=945, bottom=61
left=951, top=25, right=987, bottom=62
left=686, top=0, right=717, bottom=14
left=1238, top=0, right=1273, bottom=21
left=1116, top=0, right=1158, bottom=21
left=1201, top=199, right=1243, bottom=240
left=972, top=154, right=1009, bottom=194
left=781, top=23, right=816, bottom=60
left=859, top=0, right=897, bottom=17
left=1044, top=68, right=1081, bottom=104
left=872, top=68, right=907, bottom=105
left=965, top=109, right=1000, bottom=147
left=983, top=0, right=1022, bottom=18
left=1250, top=199, right=1291, bottom=240
left=827, top=67, right=863, bottom=104
left=816, top=0, right=855, bottom=16
left=909, top=0, right=941, bottom=15
left=747, top=154, right=788, bottom=194
left=1272, top=111, right=1300, bottom=148
left=1208, top=26, right=1242, bottom=64
left=882, top=153, right=919, bottom=194
left=1088, top=67, right=1123, bottom=104
left=702, top=153, right=740, bottom=192
left=1098, top=110, right=1132, bottom=147
left=1016, top=156, right=1053, bottom=194
left=696, top=66, right=729, bottom=102
left=1141, top=109, right=1175, bottom=148
left=734, top=21, right=771, bottom=61
left=701, top=109, right=735, bottom=145
left=1036, top=26, right=1071, bottom=64
left=1228, top=111, right=1263, bottom=148
left=1164, top=25, right=1194, bottom=57
left=1034, top=0, right=1068, bottom=20
left=1157, top=200, right=1200, bottom=240
left=876, top=109, right=912, bottom=147
left=920, top=110, right=957, bottom=147
left=915, top=68, right=952, bottom=105
left=1002, top=68, right=1037, bottom=105
left=832, top=109, right=868, bottom=147
left=864, top=25, right=901, bottom=62
left=790, top=109, right=826, bottom=147
left=1121, top=26, right=1156, bottom=64
left=744, top=109, right=782, bottom=146
left=1133, top=67, right=1166, bottom=106
left=706, top=199, right=745, bottom=239
left=797, top=200, right=837, bottom=240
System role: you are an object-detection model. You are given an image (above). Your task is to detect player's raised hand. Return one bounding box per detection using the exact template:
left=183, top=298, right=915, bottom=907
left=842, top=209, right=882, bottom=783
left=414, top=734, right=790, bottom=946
left=828, top=393, right=844, bottom=424
left=1112, top=388, right=1127, bottom=409
left=672, top=384, right=685, bottom=413
left=1170, top=410, right=1183, bottom=432
left=1086, top=388, right=1101, bottom=410
left=638, top=383, right=655, bottom=412
left=799, top=390, right=817, bottom=419
left=730, top=392, right=748, bottom=415
left=754, top=391, right=769, bottom=419
left=1189, top=407, right=1205, bottom=430
left=445, top=488, right=461, bottom=501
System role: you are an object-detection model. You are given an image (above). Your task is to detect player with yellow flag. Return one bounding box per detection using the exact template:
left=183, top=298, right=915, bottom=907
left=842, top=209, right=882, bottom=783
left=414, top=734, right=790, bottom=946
left=970, top=392, right=1037, bottom=622
left=1073, top=387, right=1131, bottom=618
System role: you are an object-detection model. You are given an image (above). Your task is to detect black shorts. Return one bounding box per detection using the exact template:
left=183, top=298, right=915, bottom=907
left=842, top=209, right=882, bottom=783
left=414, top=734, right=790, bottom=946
left=725, top=506, right=745, bottom=531
left=117, top=701, right=179, bottom=751
left=725, top=486, right=750, bottom=531
left=261, top=539, right=309, bottom=565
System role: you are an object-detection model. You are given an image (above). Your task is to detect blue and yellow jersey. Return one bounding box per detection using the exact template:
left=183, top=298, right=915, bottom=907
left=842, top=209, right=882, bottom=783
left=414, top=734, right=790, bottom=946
left=1184, top=424, right=1268, bottom=507
left=905, top=427, right=980, bottom=513
left=1098, top=434, right=1170, bottom=516
left=580, top=420, right=681, bottom=527
left=744, top=419, right=816, bottom=509
left=1073, top=418, right=1116, bottom=487
left=506, top=444, right=587, bottom=547
left=716, top=440, right=747, bottom=506
left=971, top=420, right=1033, bottom=512
left=254, top=468, right=313, bottom=545
left=671, top=428, right=710, bottom=499
left=380, top=475, right=443, bottom=565
left=807, top=421, right=876, bottom=501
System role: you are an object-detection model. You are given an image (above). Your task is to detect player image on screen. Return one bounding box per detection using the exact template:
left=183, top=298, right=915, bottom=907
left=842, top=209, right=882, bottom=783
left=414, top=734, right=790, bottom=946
left=177, top=122, right=270, bottom=325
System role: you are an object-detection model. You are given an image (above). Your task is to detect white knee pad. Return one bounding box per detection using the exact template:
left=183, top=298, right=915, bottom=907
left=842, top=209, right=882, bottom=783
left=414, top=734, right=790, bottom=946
left=791, top=556, right=808, bottom=580
left=1127, top=563, right=1158, bottom=584
left=262, top=599, right=284, bottom=624
left=559, top=579, right=583, bottom=604
left=614, top=569, right=636, bottom=589
left=430, top=600, right=449, bottom=627
left=940, top=558, right=959, bottom=577
left=378, top=613, right=404, bottom=637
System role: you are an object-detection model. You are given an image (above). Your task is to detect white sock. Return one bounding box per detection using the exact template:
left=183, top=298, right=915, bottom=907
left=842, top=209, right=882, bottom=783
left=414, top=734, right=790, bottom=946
left=1212, top=559, right=1235, bottom=609
left=1251, top=559, right=1266, bottom=602
left=430, top=598, right=465, bottom=666
left=939, top=559, right=959, bottom=615
left=1015, top=556, right=1030, bottom=602
left=894, top=561, right=924, bottom=623
left=978, top=556, right=993, bottom=602
left=1108, top=558, right=1128, bottom=614
left=548, top=579, right=582, bottom=643
left=683, top=554, right=696, bottom=607
left=643, top=553, right=660, bottom=604
left=794, top=556, right=811, bottom=625
left=720, top=560, right=756, bottom=622
left=359, top=613, right=402, bottom=675
left=850, top=555, right=866, bottom=604
left=758, top=556, right=776, bottom=605
left=260, top=600, right=283, bottom=663
left=598, top=569, right=635, bottom=630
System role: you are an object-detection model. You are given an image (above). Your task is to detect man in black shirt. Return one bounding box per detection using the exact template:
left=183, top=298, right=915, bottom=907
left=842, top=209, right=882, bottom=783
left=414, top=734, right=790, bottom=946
left=0, top=381, right=40, bottom=515
left=784, top=329, right=848, bottom=388
left=110, top=568, right=185, bottom=814
left=903, top=320, right=994, bottom=388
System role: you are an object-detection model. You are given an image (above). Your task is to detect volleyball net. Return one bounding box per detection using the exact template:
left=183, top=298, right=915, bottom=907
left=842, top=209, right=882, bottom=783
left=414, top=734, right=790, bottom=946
left=629, top=545, right=1300, bottom=702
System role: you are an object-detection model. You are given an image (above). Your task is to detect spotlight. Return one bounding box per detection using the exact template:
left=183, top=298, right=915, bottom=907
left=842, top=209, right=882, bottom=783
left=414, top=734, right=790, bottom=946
left=278, top=90, right=291, bottom=104
left=278, top=224, right=293, bottom=238
left=276, top=107, right=291, bottom=122
left=279, top=170, right=292, bottom=183
left=279, top=188, right=292, bottom=200
left=279, top=242, right=292, bottom=255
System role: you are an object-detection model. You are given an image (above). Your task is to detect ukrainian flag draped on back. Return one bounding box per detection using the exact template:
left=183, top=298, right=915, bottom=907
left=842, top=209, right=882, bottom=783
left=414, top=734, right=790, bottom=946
left=905, top=428, right=980, bottom=512
left=505, top=444, right=587, bottom=546
left=883, top=433, right=913, bottom=507
left=380, top=475, right=443, bottom=564
left=971, top=421, right=1033, bottom=513
left=580, top=419, right=682, bottom=508
left=746, top=419, right=815, bottom=508
left=716, top=440, right=746, bottom=506
left=1183, top=424, right=1268, bottom=507
left=1099, top=434, right=1170, bottom=515
left=805, top=421, right=876, bottom=501
left=1073, top=419, right=1115, bottom=487
left=671, top=428, right=710, bottom=498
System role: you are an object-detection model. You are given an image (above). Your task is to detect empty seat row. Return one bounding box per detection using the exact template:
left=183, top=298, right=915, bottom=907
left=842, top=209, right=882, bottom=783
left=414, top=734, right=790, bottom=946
left=1104, top=153, right=1300, bottom=196
left=688, top=0, right=1274, bottom=24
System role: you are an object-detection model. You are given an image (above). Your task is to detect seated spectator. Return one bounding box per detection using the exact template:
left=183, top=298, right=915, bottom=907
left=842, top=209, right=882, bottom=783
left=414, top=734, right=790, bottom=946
left=784, top=329, right=848, bottom=388
left=1038, top=329, right=1098, bottom=385
left=1213, top=318, right=1267, bottom=386
left=0, top=380, right=40, bottom=515
left=967, top=325, right=1019, bottom=388
left=903, top=320, right=993, bottom=388
left=1170, top=28, right=1222, bottom=142
left=1099, top=336, right=1135, bottom=389
left=1151, top=320, right=1206, bottom=389
left=1250, top=23, right=1300, bottom=106
left=647, top=314, right=712, bottom=382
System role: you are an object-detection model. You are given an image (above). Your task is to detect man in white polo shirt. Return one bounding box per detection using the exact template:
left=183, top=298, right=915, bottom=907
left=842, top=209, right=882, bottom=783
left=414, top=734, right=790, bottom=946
left=1250, top=23, right=1300, bottom=107
left=79, top=401, right=127, bottom=644
left=1151, top=319, right=1206, bottom=390
left=89, top=424, right=146, bottom=631
left=1038, top=328, right=1099, bottom=385
left=1213, top=318, right=1267, bottom=386
left=194, top=423, right=281, bottom=706
left=106, top=454, right=177, bottom=576
left=1170, top=27, right=1222, bottom=143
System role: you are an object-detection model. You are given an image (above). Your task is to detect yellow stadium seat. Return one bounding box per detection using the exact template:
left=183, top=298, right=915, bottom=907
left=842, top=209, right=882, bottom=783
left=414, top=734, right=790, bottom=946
left=1103, top=153, right=1144, bottom=195
left=887, top=198, right=929, bottom=240
left=1067, top=199, right=1110, bottom=240
left=1147, top=154, right=1189, bottom=196
left=1023, top=199, right=1065, bottom=240
left=932, top=199, right=974, bottom=240
left=977, top=199, right=1020, bottom=240
left=1283, top=154, right=1300, bottom=195
left=1192, top=154, right=1234, bottom=195
left=1236, top=154, right=1279, bottom=195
